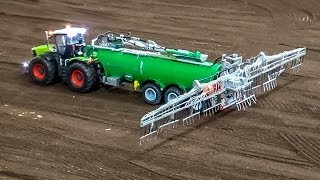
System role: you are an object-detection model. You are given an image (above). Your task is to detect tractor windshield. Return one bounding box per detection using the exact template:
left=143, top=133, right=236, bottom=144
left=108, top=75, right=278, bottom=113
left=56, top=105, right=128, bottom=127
left=54, top=33, right=85, bottom=59
left=54, top=33, right=84, bottom=46
left=66, top=33, right=84, bottom=45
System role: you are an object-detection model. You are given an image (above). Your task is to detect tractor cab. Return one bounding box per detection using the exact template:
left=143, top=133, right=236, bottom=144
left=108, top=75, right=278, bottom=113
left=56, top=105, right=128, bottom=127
left=46, top=27, right=86, bottom=59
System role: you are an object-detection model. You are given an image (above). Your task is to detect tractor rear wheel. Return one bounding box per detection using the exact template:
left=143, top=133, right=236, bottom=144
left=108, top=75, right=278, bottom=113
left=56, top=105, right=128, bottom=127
left=66, top=62, right=97, bottom=93
left=142, top=83, right=162, bottom=105
left=29, top=57, right=57, bottom=85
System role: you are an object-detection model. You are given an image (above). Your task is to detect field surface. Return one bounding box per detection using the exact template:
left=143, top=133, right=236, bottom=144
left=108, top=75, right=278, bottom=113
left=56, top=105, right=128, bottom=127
left=0, top=0, right=320, bottom=179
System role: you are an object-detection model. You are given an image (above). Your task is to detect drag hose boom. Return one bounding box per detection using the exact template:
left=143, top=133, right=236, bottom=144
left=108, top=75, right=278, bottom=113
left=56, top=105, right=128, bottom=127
left=140, top=48, right=306, bottom=144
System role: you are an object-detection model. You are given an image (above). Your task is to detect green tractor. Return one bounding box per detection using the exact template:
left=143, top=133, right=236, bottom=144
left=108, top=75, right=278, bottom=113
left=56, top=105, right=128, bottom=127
left=22, top=26, right=222, bottom=104
left=23, top=27, right=98, bottom=93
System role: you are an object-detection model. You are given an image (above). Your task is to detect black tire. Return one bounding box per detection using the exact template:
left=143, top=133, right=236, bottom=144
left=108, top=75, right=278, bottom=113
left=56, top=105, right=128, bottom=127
left=66, top=62, right=97, bottom=93
left=29, top=57, right=57, bottom=85
left=164, top=86, right=184, bottom=103
left=141, top=83, right=162, bottom=105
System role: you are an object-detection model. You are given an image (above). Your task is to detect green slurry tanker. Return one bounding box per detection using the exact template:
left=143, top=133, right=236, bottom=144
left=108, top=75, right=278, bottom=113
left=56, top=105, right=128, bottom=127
left=22, top=27, right=221, bottom=104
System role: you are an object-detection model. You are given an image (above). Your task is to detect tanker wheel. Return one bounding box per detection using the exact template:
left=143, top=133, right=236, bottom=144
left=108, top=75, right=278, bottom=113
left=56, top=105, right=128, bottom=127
left=142, top=83, right=162, bottom=105
left=164, top=86, right=184, bottom=103
left=66, top=62, right=96, bottom=93
left=29, top=57, right=57, bottom=85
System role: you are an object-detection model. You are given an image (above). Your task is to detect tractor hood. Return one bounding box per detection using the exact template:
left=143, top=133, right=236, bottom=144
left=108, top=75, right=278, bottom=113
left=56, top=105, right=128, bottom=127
left=31, top=44, right=55, bottom=57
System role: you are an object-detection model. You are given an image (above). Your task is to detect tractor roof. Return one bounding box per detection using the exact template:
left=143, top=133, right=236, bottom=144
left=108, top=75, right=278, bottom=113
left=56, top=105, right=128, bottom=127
left=51, top=27, right=86, bottom=36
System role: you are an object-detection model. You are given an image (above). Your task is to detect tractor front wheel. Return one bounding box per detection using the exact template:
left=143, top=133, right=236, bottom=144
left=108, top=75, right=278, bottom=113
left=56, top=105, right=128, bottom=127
left=141, top=83, right=162, bottom=105
left=29, top=57, right=57, bottom=85
left=66, top=62, right=96, bottom=93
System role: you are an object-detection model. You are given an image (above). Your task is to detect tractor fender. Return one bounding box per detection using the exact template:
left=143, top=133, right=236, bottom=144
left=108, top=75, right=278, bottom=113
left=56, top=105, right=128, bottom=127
left=66, top=59, right=95, bottom=68
left=40, top=52, right=58, bottom=61
left=69, top=59, right=105, bottom=78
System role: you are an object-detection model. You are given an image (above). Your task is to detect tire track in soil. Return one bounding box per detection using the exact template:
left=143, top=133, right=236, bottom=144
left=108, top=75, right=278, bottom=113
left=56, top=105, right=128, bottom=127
left=43, top=109, right=140, bottom=131
left=142, top=108, right=308, bottom=154
left=1, top=95, right=141, bottom=132
left=0, top=114, right=105, bottom=179
left=230, top=149, right=313, bottom=167
left=256, top=98, right=319, bottom=116
left=3, top=102, right=213, bottom=146
left=139, top=152, right=295, bottom=179
left=146, top=134, right=222, bottom=156
left=116, top=158, right=180, bottom=180
left=251, top=74, right=319, bottom=116
left=125, top=0, right=259, bottom=15
left=0, top=170, right=38, bottom=180
left=1, top=113, right=176, bottom=179
left=141, top=136, right=303, bottom=179
left=0, top=150, right=102, bottom=180
left=0, top=12, right=73, bottom=24
left=137, top=116, right=312, bottom=178
left=2, top=103, right=223, bottom=180
left=281, top=133, right=320, bottom=166
left=2, top=112, right=139, bottom=178
left=278, top=8, right=314, bottom=23
left=133, top=152, right=221, bottom=179
left=247, top=1, right=316, bottom=23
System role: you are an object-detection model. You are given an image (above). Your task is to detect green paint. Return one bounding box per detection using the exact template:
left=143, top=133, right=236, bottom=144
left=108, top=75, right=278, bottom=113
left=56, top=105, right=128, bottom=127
left=31, top=44, right=55, bottom=56
left=86, top=46, right=221, bottom=91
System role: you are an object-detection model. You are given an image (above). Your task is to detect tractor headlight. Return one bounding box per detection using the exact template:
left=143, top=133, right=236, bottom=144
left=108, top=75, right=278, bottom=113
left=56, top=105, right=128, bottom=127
left=20, top=61, right=30, bottom=74
left=22, top=61, right=30, bottom=68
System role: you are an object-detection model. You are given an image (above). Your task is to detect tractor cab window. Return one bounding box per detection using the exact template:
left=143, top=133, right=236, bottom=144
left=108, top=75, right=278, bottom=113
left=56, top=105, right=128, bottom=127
left=67, top=33, right=85, bottom=56
left=66, top=33, right=84, bottom=45
left=54, top=34, right=85, bottom=59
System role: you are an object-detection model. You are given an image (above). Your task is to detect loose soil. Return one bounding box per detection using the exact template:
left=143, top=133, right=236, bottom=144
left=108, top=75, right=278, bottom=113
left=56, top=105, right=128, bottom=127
left=0, top=0, right=320, bottom=179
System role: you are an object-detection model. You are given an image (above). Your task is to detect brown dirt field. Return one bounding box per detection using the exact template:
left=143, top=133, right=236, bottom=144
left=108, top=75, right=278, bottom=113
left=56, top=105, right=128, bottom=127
left=1, top=0, right=320, bottom=179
